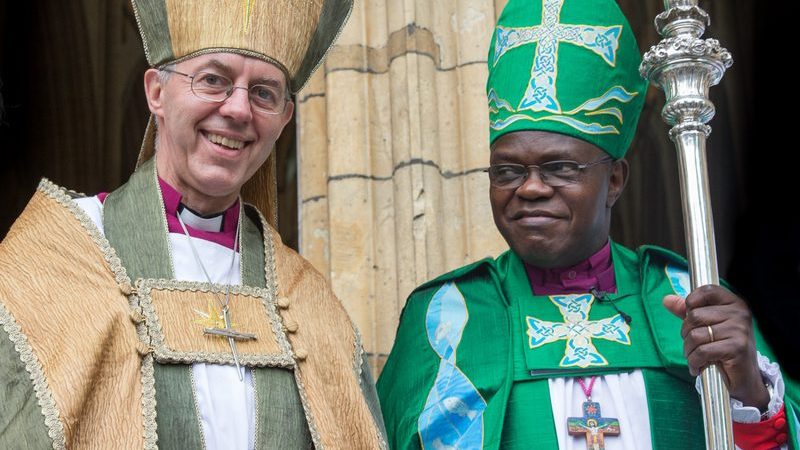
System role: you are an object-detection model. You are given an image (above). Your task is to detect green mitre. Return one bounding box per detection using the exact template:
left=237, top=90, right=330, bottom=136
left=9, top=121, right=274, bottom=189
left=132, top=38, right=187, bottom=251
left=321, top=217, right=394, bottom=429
left=486, top=0, right=648, bottom=159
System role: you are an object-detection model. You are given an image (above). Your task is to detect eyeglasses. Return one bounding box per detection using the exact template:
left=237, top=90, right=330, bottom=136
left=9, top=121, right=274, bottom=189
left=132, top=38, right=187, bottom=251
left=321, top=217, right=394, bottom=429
left=485, top=157, right=614, bottom=189
left=159, top=68, right=289, bottom=115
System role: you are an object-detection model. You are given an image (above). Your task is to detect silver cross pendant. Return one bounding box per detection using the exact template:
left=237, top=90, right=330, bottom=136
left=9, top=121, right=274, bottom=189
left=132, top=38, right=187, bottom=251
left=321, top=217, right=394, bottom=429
left=203, top=306, right=257, bottom=381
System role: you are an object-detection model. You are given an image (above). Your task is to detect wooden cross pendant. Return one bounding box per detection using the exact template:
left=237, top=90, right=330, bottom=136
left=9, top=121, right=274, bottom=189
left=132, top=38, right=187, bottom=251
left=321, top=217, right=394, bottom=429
left=567, top=401, right=620, bottom=450
left=203, top=306, right=256, bottom=381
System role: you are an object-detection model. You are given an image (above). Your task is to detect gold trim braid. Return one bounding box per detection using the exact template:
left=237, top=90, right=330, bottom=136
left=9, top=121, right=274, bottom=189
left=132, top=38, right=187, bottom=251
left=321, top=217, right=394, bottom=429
left=140, top=355, right=158, bottom=450
left=0, top=302, right=66, bottom=450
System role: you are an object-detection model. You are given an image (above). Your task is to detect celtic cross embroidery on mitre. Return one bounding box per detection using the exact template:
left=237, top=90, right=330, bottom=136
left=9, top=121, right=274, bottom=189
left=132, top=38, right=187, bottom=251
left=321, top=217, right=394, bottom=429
left=489, top=0, right=639, bottom=135
left=493, top=0, right=621, bottom=112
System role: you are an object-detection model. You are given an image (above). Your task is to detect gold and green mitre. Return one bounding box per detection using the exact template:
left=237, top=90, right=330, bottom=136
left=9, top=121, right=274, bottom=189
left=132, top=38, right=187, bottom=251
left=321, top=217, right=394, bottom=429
left=130, top=0, right=352, bottom=224
left=486, top=0, right=648, bottom=158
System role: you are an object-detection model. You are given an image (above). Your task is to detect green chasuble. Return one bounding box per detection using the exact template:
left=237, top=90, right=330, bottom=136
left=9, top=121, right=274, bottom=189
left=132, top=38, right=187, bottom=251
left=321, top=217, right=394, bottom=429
left=377, top=242, right=800, bottom=449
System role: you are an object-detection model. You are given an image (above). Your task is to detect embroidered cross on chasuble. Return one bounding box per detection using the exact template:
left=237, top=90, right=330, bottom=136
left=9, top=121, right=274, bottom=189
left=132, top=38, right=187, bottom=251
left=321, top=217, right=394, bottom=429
left=526, top=294, right=630, bottom=368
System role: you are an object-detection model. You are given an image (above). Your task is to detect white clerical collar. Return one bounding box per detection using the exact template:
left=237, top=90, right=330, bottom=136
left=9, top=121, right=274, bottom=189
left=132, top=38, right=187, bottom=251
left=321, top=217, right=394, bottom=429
left=177, top=204, right=224, bottom=232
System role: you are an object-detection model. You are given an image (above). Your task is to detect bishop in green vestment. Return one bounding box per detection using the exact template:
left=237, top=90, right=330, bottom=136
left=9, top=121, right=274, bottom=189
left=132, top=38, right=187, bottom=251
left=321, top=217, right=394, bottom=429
left=377, top=0, right=799, bottom=449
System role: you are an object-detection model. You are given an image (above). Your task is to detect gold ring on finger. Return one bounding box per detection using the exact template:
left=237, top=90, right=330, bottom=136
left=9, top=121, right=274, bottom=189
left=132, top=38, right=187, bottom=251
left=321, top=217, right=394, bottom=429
left=707, top=325, right=715, bottom=343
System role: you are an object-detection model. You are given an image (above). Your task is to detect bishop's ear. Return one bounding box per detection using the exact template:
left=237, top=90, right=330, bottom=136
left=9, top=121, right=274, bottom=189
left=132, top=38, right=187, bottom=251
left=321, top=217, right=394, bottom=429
left=607, top=158, right=629, bottom=208
left=143, top=68, right=166, bottom=118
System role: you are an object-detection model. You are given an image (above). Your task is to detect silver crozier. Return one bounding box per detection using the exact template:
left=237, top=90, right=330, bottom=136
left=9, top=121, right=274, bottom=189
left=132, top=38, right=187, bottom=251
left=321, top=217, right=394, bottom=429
left=640, top=1, right=734, bottom=448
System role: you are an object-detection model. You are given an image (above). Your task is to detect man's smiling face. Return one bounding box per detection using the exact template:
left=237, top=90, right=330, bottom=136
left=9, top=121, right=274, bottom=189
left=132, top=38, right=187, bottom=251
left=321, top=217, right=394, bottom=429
left=489, top=130, right=627, bottom=268
left=146, top=52, right=293, bottom=213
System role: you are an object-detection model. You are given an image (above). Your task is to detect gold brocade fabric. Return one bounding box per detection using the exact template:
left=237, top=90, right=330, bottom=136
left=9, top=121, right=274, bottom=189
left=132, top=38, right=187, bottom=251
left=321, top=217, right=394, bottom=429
left=0, top=185, right=142, bottom=449
left=136, top=280, right=295, bottom=367
left=0, top=181, right=384, bottom=449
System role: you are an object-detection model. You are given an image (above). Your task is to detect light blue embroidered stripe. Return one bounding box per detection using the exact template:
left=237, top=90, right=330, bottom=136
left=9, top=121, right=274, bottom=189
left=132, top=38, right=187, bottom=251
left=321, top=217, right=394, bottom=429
left=546, top=116, right=621, bottom=134
left=665, top=263, right=691, bottom=298
left=564, top=86, right=637, bottom=116
left=418, top=282, right=486, bottom=450
left=585, top=107, right=623, bottom=122
left=487, top=89, right=514, bottom=113
left=564, top=86, right=636, bottom=116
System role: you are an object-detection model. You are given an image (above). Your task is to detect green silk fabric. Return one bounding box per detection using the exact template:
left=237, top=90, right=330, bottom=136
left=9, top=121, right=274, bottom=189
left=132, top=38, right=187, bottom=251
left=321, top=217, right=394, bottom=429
left=500, top=245, right=702, bottom=449
left=378, top=242, right=800, bottom=449
left=507, top=244, right=662, bottom=378
left=486, top=0, right=648, bottom=158
left=104, top=158, right=311, bottom=449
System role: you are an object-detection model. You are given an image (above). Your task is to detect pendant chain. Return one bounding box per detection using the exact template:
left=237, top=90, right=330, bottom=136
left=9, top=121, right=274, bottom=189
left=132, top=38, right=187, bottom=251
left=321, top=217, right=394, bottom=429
left=576, top=376, right=597, bottom=400
left=176, top=205, right=241, bottom=309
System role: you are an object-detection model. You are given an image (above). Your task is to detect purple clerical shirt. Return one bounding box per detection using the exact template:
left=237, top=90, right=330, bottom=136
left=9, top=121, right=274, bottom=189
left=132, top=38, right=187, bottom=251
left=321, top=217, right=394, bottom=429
left=97, top=178, right=239, bottom=250
left=525, top=241, right=616, bottom=295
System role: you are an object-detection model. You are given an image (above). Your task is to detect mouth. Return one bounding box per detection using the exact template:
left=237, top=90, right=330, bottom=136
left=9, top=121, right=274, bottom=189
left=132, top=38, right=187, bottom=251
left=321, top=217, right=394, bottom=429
left=511, top=209, right=559, bottom=220
left=205, top=132, right=248, bottom=150
left=511, top=210, right=563, bottom=227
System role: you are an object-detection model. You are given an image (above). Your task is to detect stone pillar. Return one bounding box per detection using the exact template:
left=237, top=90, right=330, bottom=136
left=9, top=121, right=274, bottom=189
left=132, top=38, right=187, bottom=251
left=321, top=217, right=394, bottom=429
left=297, top=0, right=509, bottom=375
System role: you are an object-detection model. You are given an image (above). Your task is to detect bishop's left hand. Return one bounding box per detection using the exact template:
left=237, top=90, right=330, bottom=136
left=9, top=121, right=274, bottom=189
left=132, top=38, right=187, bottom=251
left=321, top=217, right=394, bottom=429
left=663, top=285, right=770, bottom=410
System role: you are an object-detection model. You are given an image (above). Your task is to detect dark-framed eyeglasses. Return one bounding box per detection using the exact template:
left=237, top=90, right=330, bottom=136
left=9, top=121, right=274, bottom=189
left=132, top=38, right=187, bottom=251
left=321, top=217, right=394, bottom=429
left=485, top=157, right=614, bottom=189
left=159, top=68, right=289, bottom=115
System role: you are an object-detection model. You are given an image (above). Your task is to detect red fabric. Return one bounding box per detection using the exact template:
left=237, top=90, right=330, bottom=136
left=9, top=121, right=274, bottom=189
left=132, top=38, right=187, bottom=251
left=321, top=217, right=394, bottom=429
left=733, top=405, right=788, bottom=450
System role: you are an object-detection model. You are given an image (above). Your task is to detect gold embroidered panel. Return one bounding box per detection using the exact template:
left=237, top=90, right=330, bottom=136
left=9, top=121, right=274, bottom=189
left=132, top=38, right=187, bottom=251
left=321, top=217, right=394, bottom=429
left=133, top=279, right=295, bottom=367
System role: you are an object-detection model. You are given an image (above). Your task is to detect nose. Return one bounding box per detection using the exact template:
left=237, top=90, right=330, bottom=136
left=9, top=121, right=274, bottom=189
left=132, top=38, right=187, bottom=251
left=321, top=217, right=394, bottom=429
left=515, top=167, right=554, bottom=200
left=218, top=86, right=253, bottom=122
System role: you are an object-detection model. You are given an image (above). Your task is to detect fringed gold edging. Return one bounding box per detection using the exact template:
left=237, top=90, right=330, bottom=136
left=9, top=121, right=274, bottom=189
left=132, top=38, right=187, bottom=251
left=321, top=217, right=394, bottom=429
left=38, top=179, right=133, bottom=291
left=135, top=279, right=295, bottom=366
left=0, top=302, right=67, bottom=450
left=251, top=368, right=260, bottom=449
left=352, top=318, right=364, bottom=381
left=140, top=355, right=158, bottom=450
left=248, top=205, right=295, bottom=360
left=256, top=209, right=388, bottom=449
left=188, top=366, right=208, bottom=450
left=251, top=205, right=278, bottom=305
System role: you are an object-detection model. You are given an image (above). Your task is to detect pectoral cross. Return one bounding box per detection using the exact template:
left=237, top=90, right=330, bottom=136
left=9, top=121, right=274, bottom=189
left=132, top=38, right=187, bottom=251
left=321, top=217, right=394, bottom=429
left=202, top=305, right=256, bottom=381
left=567, top=401, right=620, bottom=450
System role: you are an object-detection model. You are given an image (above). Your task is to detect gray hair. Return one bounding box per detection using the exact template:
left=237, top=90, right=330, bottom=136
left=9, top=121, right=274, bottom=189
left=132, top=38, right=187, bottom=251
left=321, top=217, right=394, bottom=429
left=157, top=63, right=175, bottom=84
